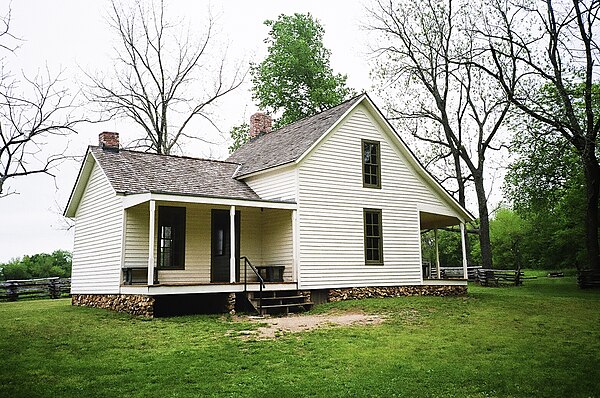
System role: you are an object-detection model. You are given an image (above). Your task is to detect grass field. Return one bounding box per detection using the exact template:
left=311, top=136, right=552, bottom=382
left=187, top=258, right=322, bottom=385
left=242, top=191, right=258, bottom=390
left=1, top=274, right=599, bottom=398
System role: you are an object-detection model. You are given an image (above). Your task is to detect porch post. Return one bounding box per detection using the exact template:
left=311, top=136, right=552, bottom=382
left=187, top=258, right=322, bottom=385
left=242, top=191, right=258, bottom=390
left=148, top=200, right=156, bottom=286
left=460, top=222, right=468, bottom=279
left=229, top=205, right=236, bottom=283
left=292, top=210, right=298, bottom=283
left=434, top=228, right=441, bottom=279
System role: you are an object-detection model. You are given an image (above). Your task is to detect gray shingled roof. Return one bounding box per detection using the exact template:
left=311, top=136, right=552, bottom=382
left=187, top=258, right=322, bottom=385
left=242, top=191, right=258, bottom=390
left=90, top=147, right=262, bottom=201
left=227, top=94, right=363, bottom=177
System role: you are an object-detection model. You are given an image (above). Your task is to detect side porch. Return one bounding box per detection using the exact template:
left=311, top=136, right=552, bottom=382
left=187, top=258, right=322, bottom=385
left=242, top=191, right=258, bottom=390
left=419, top=207, right=470, bottom=281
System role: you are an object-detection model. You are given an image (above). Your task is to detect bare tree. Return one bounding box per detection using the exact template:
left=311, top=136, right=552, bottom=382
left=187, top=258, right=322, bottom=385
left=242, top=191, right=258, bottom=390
left=88, top=0, right=245, bottom=155
left=475, top=0, right=600, bottom=270
left=0, top=8, right=83, bottom=197
left=367, top=0, right=513, bottom=269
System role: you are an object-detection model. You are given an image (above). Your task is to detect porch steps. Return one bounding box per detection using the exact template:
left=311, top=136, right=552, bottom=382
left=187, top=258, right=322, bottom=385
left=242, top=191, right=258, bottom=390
left=246, top=290, right=313, bottom=315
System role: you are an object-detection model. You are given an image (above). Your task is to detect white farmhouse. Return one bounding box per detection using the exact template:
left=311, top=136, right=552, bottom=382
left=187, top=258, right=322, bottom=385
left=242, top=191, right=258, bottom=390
left=64, top=94, right=473, bottom=316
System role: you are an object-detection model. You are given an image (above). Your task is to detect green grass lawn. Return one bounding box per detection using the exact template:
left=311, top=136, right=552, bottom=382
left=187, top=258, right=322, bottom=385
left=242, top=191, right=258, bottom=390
left=1, top=275, right=599, bottom=398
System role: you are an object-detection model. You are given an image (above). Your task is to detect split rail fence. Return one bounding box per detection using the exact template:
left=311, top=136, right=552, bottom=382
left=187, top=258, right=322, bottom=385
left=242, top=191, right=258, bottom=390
left=0, top=277, right=71, bottom=301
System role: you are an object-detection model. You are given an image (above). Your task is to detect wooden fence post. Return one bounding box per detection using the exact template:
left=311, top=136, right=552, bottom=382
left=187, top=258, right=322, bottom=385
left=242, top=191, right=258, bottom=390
left=7, top=281, right=18, bottom=301
left=49, top=279, right=59, bottom=299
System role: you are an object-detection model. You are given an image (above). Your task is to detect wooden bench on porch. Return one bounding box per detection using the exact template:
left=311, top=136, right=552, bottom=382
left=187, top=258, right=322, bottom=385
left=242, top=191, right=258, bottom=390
left=123, top=267, right=158, bottom=285
left=255, top=265, right=285, bottom=283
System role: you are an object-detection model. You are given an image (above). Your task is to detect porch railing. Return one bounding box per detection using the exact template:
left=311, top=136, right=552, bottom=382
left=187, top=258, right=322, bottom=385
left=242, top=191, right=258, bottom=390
left=241, top=256, right=265, bottom=313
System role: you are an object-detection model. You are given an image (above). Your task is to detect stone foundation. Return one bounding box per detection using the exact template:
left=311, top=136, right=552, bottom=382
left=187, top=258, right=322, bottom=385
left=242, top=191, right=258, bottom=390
left=226, top=292, right=236, bottom=314
left=72, top=294, right=155, bottom=317
left=327, top=285, right=467, bottom=302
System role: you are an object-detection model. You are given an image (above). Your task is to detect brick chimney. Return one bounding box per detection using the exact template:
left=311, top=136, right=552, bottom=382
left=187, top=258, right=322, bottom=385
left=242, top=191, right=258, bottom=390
left=249, top=112, right=272, bottom=139
left=99, top=132, right=119, bottom=150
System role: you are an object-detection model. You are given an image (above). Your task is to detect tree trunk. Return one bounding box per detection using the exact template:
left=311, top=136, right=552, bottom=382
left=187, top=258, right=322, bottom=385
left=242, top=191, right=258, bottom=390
left=582, top=152, right=600, bottom=270
left=473, top=171, right=493, bottom=269
left=453, top=152, right=472, bottom=264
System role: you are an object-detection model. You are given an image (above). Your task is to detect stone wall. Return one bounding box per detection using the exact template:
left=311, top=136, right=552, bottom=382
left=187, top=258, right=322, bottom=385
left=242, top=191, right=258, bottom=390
left=328, top=285, right=467, bottom=302
left=72, top=294, right=154, bottom=317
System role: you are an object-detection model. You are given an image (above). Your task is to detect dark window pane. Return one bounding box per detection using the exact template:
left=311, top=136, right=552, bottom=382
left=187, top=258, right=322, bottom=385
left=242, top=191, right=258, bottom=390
left=157, top=206, right=186, bottom=269
left=217, top=229, right=224, bottom=256
left=364, top=209, right=383, bottom=264
left=362, top=141, right=381, bottom=188
left=372, top=249, right=379, bottom=261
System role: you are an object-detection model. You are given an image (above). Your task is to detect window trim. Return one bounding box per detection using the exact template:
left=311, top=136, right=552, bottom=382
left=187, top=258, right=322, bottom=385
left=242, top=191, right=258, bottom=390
left=364, top=208, right=384, bottom=265
left=156, top=206, right=186, bottom=270
left=362, top=139, right=381, bottom=189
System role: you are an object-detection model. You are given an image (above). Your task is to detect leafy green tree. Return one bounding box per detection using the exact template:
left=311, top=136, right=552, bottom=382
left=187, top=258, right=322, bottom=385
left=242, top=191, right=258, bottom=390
left=421, top=228, right=480, bottom=268
left=503, top=131, right=587, bottom=269
left=250, top=13, right=354, bottom=129
left=0, top=260, right=31, bottom=280
left=0, top=250, right=72, bottom=280
left=489, top=208, right=527, bottom=270
left=228, top=123, right=249, bottom=154
left=478, top=1, right=600, bottom=270
left=502, top=83, right=597, bottom=270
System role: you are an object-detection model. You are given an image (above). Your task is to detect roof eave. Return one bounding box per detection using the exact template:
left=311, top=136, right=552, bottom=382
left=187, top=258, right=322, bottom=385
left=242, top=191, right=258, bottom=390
left=63, top=148, right=96, bottom=218
left=294, top=93, right=368, bottom=166
left=122, top=191, right=297, bottom=210
left=233, top=161, right=296, bottom=180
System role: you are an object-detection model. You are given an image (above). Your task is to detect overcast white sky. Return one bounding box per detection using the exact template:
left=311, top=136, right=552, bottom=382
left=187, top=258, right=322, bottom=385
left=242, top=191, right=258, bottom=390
left=0, top=0, right=379, bottom=262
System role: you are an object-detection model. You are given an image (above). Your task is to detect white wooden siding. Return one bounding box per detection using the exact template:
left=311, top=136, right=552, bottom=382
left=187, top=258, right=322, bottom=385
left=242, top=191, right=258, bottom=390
left=244, top=166, right=297, bottom=202
left=261, top=209, right=294, bottom=281
left=123, top=203, right=149, bottom=268
left=240, top=207, right=263, bottom=275
left=71, top=162, right=122, bottom=294
left=297, top=105, right=459, bottom=289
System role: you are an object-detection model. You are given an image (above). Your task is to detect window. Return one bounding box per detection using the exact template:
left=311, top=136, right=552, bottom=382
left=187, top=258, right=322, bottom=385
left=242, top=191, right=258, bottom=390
left=362, top=140, right=381, bottom=188
left=157, top=206, right=186, bottom=269
left=364, top=209, right=383, bottom=265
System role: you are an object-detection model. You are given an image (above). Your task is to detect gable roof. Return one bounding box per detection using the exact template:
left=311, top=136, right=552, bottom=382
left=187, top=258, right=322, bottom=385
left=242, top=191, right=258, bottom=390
left=227, top=94, right=362, bottom=177
left=89, top=147, right=260, bottom=200
left=65, top=93, right=473, bottom=223
left=229, top=93, right=474, bottom=222
left=64, top=147, right=264, bottom=217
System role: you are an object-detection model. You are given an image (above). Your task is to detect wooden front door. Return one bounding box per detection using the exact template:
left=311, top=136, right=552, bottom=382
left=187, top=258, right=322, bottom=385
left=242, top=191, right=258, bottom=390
left=211, top=209, right=240, bottom=283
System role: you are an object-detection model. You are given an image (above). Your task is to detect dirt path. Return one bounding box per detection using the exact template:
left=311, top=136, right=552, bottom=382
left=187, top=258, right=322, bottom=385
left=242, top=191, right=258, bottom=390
left=231, top=312, right=385, bottom=339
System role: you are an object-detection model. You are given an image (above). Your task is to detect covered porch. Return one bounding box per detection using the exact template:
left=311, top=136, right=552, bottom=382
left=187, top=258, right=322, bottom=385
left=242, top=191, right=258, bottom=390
left=119, top=193, right=298, bottom=293
left=419, top=208, right=469, bottom=281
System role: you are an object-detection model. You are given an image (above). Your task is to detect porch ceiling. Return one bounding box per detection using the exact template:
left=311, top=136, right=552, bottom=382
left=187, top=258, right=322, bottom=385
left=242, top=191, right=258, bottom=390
left=419, top=211, right=461, bottom=229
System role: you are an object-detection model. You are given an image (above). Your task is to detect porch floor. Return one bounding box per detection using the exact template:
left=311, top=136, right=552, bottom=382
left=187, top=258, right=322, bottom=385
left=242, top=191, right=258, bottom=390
left=120, top=282, right=298, bottom=295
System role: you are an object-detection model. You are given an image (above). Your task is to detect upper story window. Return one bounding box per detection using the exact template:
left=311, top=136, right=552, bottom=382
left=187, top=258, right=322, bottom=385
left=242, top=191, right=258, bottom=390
left=362, top=140, right=381, bottom=189
left=157, top=206, right=186, bottom=270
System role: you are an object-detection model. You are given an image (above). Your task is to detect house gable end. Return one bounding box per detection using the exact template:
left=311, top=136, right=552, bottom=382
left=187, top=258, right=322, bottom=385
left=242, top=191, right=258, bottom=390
left=295, top=96, right=472, bottom=222
left=64, top=149, right=118, bottom=218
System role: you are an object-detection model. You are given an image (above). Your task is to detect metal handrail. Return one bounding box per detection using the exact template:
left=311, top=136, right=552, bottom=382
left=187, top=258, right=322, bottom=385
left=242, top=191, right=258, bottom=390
left=241, top=256, right=265, bottom=314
